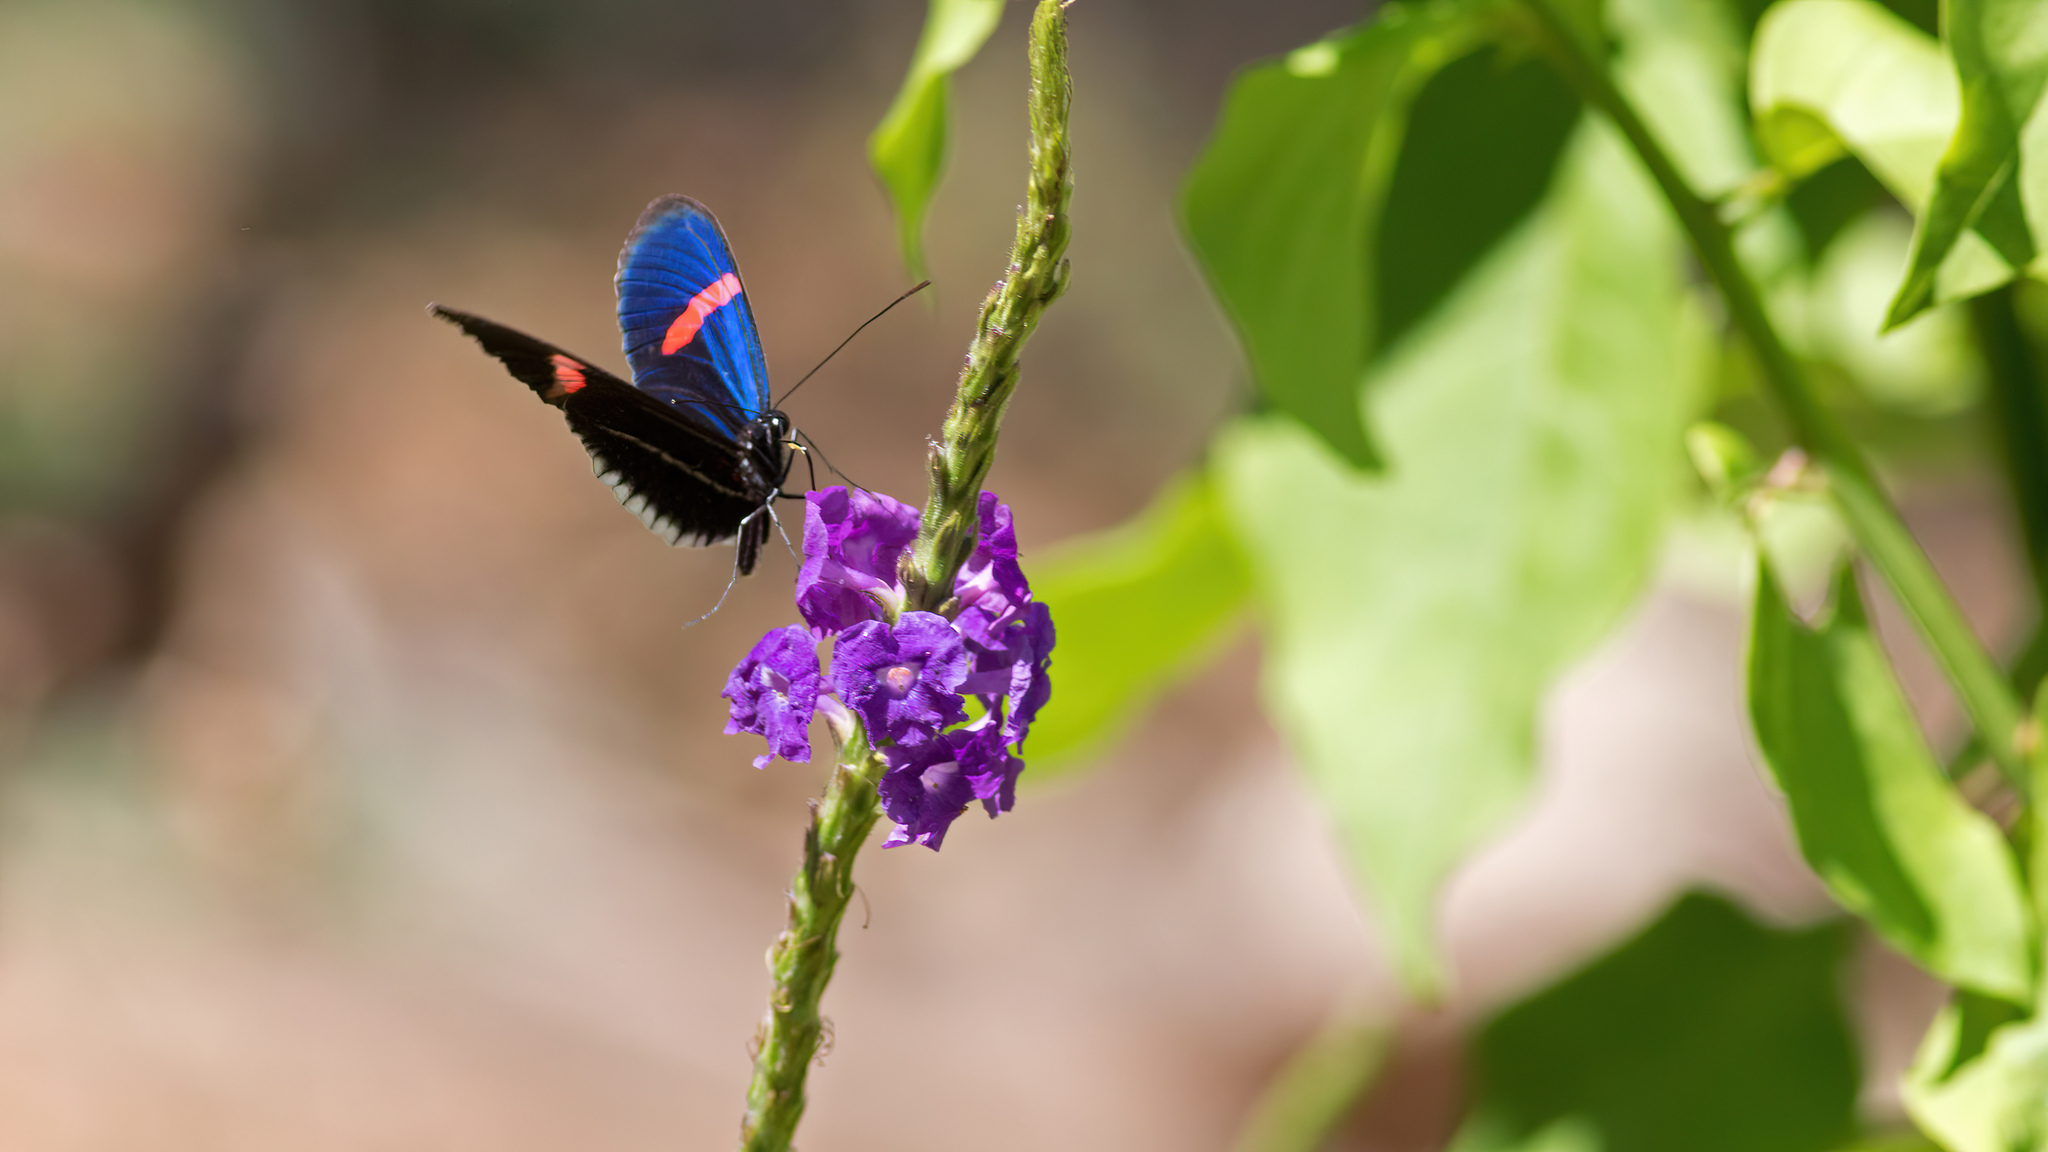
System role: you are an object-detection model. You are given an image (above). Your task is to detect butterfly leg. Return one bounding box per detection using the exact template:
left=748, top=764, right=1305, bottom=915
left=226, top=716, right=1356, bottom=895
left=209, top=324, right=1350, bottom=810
left=763, top=499, right=799, bottom=564
left=683, top=505, right=770, bottom=630
left=736, top=505, right=768, bottom=575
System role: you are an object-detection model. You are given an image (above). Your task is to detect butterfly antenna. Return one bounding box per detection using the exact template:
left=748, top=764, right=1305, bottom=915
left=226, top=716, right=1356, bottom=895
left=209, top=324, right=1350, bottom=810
left=796, top=428, right=869, bottom=494
left=774, top=280, right=931, bottom=407
left=776, top=438, right=820, bottom=494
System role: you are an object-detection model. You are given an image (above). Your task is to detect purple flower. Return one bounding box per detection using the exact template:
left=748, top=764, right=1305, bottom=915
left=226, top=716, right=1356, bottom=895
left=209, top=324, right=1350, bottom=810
left=830, top=612, right=969, bottom=746
left=721, top=626, right=823, bottom=769
left=725, top=485, right=1054, bottom=850
left=952, top=492, right=1030, bottom=648
left=877, top=717, right=1022, bottom=850
left=999, top=601, right=1054, bottom=748
left=956, top=713, right=1024, bottom=816
left=959, top=600, right=1054, bottom=747
left=795, top=487, right=920, bottom=636
left=877, top=739, right=976, bottom=850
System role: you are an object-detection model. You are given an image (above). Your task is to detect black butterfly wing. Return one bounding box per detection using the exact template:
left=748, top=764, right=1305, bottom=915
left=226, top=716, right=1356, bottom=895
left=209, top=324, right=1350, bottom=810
left=430, top=305, right=770, bottom=565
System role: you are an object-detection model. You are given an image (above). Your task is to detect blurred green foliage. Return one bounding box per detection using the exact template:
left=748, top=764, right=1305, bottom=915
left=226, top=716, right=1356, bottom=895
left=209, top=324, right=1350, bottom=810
left=1751, top=0, right=2048, bottom=319
left=1372, top=48, right=1580, bottom=357
left=1905, top=990, right=2048, bottom=1152
left=1229, top=1009, right=1387, bottom=1152
left=1216, top=122, right=1700, bottom=993
left=852, top=0, right=2048, bottom=1141
left=1024, top=472, right=1250, bottom=774
left=1460, top=892, right=1859, bottom=1152
left=867, top=0, right=1004, bottom=280
left=1750, top=561, right=2033, bottom=1001
left=1884, top=0, right=2048, bottom=327
left=1180, top=2, right=1487, bottom=470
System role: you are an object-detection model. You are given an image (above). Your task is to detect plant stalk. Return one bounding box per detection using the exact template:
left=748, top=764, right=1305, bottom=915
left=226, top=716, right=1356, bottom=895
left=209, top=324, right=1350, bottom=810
left=1231, top=1002, right=1387, bottom=1152
left=903, top=0, right=1074, bottom=611
left=736, top=5, right=1073, bottom=1148
left=738, top=730, right=887, bottom=1152
left=1974, top=286, right=2048, bottom=606
left=1512, top=0, right=2030, bottom=791
left=1946, top=288, right=2048, bottom=775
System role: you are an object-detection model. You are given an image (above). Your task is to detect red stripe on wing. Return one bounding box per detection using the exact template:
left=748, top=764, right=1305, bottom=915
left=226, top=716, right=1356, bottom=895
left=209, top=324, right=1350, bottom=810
left=545, top=353, right=588, bottom=399
left=660, top=272, right=744, bottom=355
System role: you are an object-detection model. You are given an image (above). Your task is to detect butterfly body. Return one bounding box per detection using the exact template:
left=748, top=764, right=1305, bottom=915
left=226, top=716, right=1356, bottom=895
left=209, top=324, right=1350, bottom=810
left=432, top=195, right=790, bottom=574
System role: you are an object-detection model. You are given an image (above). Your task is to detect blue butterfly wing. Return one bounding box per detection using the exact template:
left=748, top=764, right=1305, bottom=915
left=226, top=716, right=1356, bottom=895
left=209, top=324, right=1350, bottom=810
left=615, top=195, right=772, bottom=435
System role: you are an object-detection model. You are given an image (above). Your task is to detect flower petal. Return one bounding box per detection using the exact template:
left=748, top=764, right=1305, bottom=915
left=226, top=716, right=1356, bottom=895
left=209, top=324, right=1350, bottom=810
left=721, top=626, right=824, bottom=768
left=796, top=487, right=919, bottom=636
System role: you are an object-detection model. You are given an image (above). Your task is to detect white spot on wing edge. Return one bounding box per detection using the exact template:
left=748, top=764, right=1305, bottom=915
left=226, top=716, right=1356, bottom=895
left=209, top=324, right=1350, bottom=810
left=586, top=450, right=735, bottom=550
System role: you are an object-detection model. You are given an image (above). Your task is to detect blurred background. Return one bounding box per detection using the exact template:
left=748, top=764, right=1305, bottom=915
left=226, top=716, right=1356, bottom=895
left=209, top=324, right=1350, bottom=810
left=0, top=0, right=2019, bottom=1147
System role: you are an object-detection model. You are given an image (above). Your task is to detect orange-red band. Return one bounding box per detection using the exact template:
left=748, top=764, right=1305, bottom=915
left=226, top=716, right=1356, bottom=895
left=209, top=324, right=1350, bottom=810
left=548, top=353, right=587, bottom=397
left=661, top=272, right=744, bottom=355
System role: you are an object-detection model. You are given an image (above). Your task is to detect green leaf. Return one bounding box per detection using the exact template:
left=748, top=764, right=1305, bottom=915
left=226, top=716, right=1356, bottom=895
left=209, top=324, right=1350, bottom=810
left=1373, top=48, right=1582, bottom=355
left=1867, top=660, right=2048, bottom=1151
left=1750, top=0, right=2019, bottom=303
left=1448, top=1115, right=1603, bottom=1152
left=1460, top=892, right=1859, bottom=1152
left=1886, top=0, right=2048, bottom=328
left=1752, top=0, right=1956, bottom=194
left=868, top=0, right=1005, bottom=278
left=1181, top=1, right=1489, bottom=470
left=1904, top=994, right=2048, bottom=1152
left=1829, top=1137, right=1945, bottom=1152
left=1685, top=419, right=1766, bottom=505
left=1214, top=120, right=1701, bottom=994
left=1608, top=0, right=1759, bottom=199
left=1747, top=560, right=2034, bottom=1001
left=1806, top=211, right=1985, bottom=415
left=1023, top=471, right=1251, bottom=775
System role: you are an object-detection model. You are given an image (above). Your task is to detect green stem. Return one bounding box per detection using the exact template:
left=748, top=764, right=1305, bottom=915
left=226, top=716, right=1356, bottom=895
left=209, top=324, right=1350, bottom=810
left=1512, top=0, right=2030, bottom=792
left=1975, top=286, right=2048, bottom=611
left=1945, top=287, right=2048, bottom=775
left=1230, top=1003, right=1387, bottom=1152
left=735, top=6, right=1073, bottom=1149
left=739, top=731, right=887, bottom=1152
left=902, top=0, right=1073, bottom=611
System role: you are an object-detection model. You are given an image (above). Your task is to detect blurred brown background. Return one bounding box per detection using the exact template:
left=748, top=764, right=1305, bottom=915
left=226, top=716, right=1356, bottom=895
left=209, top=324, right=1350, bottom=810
left=0, top=0, right=2013, bottom=1148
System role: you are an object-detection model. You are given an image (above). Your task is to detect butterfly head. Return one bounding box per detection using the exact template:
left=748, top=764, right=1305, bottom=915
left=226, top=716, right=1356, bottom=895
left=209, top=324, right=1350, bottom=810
left=741, top=409, right=796, bottom=496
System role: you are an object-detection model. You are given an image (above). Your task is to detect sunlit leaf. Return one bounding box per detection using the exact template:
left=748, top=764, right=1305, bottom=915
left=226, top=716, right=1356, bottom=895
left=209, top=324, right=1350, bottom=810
left=1750, top=0, right=2020, bottom=304
left=1214, top=121, right=1701, bottom=994
left=1806, top=212, right=1985, bottom=414
left=1908, top=684, right=2048, bottom=1151
left=1686, top=420, right=1766, bottom=505
left=1886, top=0, right=2048, bottom=328
left=1458, top=892, right=1859, bottom=1152
left=1608, top=0, right=1757, bottom=198
left=1905, top=994, right=2048, bottom=1152
left=1181, top=1, right=1488, bottom=470
left=1748, top=561, right=2033, bottom=1001
left=1752, top=0, right=1955, bottom=194
left=1024, top=472, right=1251, bottom=775
left=868, top=0, right=1004, bottom=278
left=1447, top=1115, right=1603, bottom=1152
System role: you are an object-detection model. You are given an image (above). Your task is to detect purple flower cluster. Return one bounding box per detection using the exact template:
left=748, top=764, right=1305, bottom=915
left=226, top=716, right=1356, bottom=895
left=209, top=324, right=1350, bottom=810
left=721, top=487, right=1054, bottom=850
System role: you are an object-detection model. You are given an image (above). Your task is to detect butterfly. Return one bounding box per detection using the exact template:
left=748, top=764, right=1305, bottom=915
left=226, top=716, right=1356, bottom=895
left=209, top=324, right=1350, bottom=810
left=431, top=194, right=791, bottom=575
